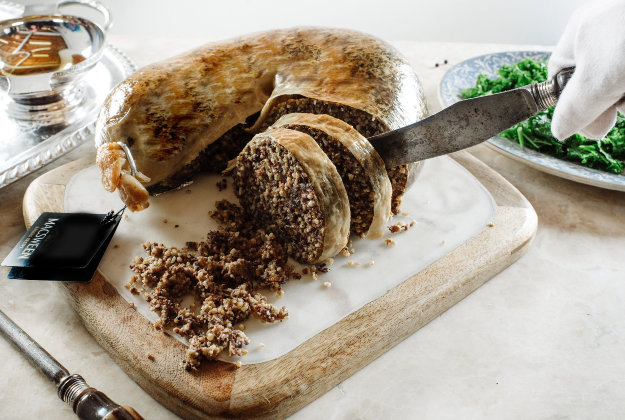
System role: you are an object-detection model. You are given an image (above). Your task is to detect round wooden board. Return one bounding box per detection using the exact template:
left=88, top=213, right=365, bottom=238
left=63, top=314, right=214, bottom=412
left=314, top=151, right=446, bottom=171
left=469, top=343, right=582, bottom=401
left=22, top=151, right=536, bottom=419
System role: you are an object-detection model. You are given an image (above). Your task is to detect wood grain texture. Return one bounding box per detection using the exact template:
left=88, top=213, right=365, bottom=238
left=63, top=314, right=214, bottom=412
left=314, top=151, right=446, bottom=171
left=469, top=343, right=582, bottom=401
left=21, top=151, right=536, bottom=419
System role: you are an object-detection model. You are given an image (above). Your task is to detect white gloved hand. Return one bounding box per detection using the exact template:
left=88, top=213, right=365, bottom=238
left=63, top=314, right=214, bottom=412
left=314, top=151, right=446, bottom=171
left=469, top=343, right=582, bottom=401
left=549, top=0, right=625, bottom=140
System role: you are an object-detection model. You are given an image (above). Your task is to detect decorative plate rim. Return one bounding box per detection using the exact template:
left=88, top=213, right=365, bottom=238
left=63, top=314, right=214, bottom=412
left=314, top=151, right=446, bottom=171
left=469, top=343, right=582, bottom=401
left=438, top=50, right=625, bottom=192
left=0, top=43, right=137, bottom=189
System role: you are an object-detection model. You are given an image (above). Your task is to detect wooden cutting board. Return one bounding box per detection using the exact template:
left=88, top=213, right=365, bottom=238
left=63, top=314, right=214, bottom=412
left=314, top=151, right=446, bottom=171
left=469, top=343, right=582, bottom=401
left=22, top=151, right=536, bottom=419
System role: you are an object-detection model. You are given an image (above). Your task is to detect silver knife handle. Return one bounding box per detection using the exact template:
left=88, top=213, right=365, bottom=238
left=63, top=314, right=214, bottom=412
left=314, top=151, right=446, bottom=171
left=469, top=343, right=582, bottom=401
left=58, top=374, right=145, bottom=420
left=524, top=67, right=575, bottom=111
left=0, top=309, right=144, bottom=420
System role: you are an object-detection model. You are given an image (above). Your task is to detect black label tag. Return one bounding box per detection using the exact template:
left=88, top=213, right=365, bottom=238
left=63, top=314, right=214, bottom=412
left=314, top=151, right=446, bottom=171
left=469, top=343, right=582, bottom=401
left=2, top=209, right=124, bottom=283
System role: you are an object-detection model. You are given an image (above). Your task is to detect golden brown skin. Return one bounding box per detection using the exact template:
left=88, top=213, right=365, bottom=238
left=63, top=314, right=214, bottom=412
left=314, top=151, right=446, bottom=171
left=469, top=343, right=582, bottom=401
left=95, top=27, right=428, bottom=210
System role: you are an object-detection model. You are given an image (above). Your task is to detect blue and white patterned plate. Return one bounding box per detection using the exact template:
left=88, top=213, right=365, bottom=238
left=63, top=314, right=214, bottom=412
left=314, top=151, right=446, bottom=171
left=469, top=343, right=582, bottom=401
left=439, top=50, right=625, bottom=192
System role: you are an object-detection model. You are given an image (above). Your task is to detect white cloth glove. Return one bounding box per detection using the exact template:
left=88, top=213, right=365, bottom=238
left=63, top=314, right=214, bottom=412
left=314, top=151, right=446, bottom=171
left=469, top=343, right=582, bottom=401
left=549, top=0, right=625, bottom=140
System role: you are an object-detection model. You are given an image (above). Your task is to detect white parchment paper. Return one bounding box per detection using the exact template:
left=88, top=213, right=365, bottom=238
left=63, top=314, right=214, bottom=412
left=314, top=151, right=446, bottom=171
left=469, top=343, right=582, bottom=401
left=65, top=156, right=495, bottom=364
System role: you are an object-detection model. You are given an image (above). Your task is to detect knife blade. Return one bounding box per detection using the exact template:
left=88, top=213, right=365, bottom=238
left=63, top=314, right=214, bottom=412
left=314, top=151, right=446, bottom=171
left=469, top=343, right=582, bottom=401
left=369, top=67, right=575, bottom=168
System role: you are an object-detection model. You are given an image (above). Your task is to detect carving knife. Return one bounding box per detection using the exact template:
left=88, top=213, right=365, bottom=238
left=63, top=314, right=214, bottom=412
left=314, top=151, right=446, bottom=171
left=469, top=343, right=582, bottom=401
left=0, top=308, right=144, bottom=420
left=369, top=67, right=575, bottom=167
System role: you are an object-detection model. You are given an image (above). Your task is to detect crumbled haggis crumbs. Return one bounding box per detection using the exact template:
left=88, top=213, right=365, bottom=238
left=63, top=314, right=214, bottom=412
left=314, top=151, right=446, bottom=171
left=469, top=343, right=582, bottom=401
left=162, top=218, right=168, bottom=224
left=488, top=222, right=495, bottom=227
left=326, top=258, right=334, bottom=266
left=369, top=259, right=375, bottom=266
left=216, top=178, right=228, bottom=191
left=346, top=260, right=360, bottom=267
left=402, top=211, right=410, bottom=216
left=146, top=353, right=155, bottom=361
left=323, top=281, right=332, bottom=288
left=258, top=343, right=265, bottom=349
left=128, top=199, right=298, bottom=371
left=385, top=238, right=396, bottom=246
left=125, top=284, right=140, bottom=295
left=124, top=214, right=129, bottom=220
left=315, top=263, right=329, bottom=273
left=341, top=247, right=351, bottom=257
left=389, top=222, right=408, bottom=233
left=234, top=360, right=242, bottom=368
left=303, top=263, right=327, bottom=280
left=389, top=219, right=418, bottom=233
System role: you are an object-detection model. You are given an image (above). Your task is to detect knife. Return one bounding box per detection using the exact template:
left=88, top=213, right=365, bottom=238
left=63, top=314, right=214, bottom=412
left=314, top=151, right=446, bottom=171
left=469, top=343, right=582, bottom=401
left=0, top=308, right=144, bottom=420
left=369, top=67, right=575, bottom=167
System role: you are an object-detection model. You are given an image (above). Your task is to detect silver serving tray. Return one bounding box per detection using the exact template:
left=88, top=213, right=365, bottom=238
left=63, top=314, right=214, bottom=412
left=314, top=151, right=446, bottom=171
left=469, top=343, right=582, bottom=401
left=0, top=44, right=135, bottom=188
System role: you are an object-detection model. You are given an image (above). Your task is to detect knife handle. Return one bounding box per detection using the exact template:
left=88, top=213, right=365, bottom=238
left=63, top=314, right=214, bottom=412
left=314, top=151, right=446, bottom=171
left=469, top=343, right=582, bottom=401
left=58, top=374, right=145, bottom=420
left=524, top=66, right=575, bottom=111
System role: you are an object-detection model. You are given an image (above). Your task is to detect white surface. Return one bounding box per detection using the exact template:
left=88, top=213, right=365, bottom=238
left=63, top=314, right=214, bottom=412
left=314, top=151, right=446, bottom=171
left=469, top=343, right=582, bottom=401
left=15, top=0, right=589, bottom=45
left=63, top=156, right=495, bottom=364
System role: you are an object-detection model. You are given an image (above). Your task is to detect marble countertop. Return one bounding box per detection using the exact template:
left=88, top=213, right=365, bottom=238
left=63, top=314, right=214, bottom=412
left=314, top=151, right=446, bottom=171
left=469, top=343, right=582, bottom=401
left=1, top=37, right=624, bottom=419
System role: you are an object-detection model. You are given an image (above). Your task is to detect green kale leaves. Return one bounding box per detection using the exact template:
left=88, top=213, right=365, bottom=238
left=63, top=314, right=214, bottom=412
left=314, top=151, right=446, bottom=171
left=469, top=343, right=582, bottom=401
left=460, top=58, right=624, bottom=174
